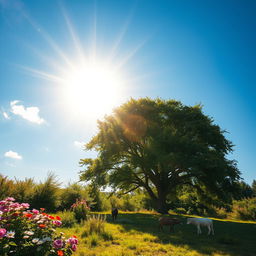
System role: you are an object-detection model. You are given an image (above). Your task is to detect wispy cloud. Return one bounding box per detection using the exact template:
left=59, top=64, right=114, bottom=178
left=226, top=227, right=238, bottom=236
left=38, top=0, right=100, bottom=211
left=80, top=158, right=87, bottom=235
left=2, top=111, right=10, bottom=119
left=4, top=150, right=22, bottom=160
left=74, top=140, right=85, bottom=149
left=10, top=100, right=45, bottom=124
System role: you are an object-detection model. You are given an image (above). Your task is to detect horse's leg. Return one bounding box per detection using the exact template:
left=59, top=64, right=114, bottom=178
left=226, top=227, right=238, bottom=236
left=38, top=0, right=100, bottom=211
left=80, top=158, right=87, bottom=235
left=207, top=225, right=211, bottom=235
left=197, top=225, right=201, bottom=234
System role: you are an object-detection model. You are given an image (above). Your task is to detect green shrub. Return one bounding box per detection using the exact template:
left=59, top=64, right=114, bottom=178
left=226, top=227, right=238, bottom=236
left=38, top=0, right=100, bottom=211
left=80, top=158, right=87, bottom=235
left=60, top=183, right=89, bottom=210
left=0, top=175, right=15, bottom=200
left=30, top=173, right=61, bottom=212
left=11, top=178, right=35, bottom=204
left=57, top=210, right=77, bottom=227
left=230, top=198, right=256, bottom=220
left=71, top=199, right=90, bottom=223
left=214, top=207, right=228, bottom=219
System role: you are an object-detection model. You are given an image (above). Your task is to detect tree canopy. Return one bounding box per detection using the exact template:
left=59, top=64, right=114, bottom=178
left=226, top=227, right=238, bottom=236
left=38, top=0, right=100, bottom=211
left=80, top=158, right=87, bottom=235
left=79, top=98, right=241, bottom=213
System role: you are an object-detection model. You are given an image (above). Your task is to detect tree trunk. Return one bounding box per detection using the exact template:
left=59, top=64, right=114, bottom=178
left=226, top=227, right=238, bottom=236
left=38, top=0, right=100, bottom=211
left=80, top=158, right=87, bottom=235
left=154, top=187, right=169, bottom=213
left=156, top=196, right=169, bottom=214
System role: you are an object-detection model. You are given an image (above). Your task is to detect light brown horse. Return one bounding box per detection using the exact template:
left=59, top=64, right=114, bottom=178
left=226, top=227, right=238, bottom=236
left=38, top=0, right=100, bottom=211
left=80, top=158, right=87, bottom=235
left=158, top=217, right=181, bottom=232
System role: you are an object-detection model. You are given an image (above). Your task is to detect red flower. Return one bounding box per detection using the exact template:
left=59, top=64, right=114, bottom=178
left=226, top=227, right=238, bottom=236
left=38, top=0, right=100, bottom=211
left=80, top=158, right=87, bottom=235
left=40, top=208, right=45, bottom=212
left=39, top=224, right=46, bottom=228
left=49, top=215, right=55, bottom=220
left=73, top=235, right=77, bottom=238
left=56, top=216, right=61, bottom=220
left=57, top=250, right=64, bottom=256
left=25, top=213, right=33, bottom=218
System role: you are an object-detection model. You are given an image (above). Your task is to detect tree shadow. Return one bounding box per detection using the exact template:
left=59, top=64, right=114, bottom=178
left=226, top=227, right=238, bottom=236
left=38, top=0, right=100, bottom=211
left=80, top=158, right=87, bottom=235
left=106, top=212, right=256, bottom=256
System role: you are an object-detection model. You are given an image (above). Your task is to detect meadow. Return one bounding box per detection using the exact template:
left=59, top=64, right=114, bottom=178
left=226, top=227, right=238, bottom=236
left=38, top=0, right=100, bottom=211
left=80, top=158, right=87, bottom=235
left=57, top=211, right=256, bottom=256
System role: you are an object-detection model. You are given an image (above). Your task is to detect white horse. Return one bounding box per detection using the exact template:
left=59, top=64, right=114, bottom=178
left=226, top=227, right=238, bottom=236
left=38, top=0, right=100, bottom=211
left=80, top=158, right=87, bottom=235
left=187, top=217, right=214, bottom=235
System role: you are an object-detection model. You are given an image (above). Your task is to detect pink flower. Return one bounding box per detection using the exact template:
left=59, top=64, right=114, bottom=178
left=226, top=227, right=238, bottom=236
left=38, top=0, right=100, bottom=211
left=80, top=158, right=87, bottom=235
left=71, top=243, right=77, bottom=251
left=53, top=239, right=64, bottom=249
left=68, top=237, right=78, bottom=245
left=32, top=209, right=39, bottom=214
left=53, top=220, right=62, bottom=226
left=6, top=197, right=15, bottom=202
left=0, top=228, right=6, bottom=238
left=21, top=203, right=30, bottom=209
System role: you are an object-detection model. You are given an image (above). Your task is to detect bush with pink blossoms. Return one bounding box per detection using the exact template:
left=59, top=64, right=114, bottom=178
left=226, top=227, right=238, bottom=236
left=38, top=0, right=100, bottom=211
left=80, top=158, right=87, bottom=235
left=71, top=199, right=90, bottom=223
left=0, top=197, right=78, bottom=256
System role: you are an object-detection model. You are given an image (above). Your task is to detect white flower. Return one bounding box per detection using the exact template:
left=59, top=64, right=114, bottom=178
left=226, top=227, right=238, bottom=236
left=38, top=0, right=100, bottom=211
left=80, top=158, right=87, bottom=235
left=23, top=236, right=29, bottom=239
left=5, top=231, right=15, bottom=238
left=24, top=231, right=34, bottom=236
left=32, top=238, right=39, bottom=243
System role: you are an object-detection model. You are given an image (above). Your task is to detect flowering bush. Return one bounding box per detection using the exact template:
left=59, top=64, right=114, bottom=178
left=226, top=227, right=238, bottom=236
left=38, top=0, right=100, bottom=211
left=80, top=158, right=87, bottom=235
left=71, top=199, right=90, bottom=223
left=0, top=197, right=78, bottom=256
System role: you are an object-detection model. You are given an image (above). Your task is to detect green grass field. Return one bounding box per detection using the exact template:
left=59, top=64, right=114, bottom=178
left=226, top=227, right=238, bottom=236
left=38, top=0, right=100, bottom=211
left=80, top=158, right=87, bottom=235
left=58, top=212, right=256, bottom=256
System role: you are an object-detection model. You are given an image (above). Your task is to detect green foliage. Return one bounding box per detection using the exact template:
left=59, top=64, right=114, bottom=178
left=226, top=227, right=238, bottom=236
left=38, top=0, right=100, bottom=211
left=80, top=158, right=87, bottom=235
left=80, top=98, right=241, bottom=213
left=11, top=178, right=35, bottom=203
left=56, top=210, right=77, bottom=227
left=233, top=181, right=253, bottom=199
left=59, top=182, right=89, bottom=210
left=0, top=175, right=14, bottom=200
left=230, top=197, right=256, bottom=220
left=251, top=179, right=256, bottom=197
left=87, top=184, right=111, bottom=211
left=30, top=173, right=61, bottom=212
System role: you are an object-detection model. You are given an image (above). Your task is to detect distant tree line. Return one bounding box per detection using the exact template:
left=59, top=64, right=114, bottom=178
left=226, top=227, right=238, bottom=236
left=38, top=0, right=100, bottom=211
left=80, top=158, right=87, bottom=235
left=0, top=173, right=255, bottom=220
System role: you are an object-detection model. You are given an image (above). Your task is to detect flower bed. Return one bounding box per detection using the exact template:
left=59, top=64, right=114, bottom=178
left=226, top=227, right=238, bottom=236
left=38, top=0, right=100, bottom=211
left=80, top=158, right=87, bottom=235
left=0, top=197, right=78, bottom=256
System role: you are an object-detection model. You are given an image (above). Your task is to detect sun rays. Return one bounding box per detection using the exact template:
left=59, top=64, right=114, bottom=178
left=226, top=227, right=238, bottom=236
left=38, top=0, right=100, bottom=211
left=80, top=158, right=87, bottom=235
left=16, top=2, right=147, bottom=121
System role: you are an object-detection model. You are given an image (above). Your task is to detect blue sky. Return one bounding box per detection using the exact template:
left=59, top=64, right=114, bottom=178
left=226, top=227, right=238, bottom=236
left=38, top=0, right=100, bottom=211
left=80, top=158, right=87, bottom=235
left=0, top=0, right=255, bottom=186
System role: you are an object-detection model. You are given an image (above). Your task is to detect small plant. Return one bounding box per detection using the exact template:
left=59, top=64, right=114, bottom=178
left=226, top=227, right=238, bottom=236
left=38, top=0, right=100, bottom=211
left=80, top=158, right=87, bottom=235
left=101, top=231, right=113, bottom=241
left=0, top=197, right=78, bottom=256
left=71, top=199, right=90, bottom=223
left=84, top=214, right=106, bottom=235
left=87, top=233, right=100, bottom=247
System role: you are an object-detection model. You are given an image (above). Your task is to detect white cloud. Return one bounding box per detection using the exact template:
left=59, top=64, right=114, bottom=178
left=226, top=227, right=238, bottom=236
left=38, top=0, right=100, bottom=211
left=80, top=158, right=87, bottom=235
left=10, top=100, right=45, bottom=124
left=4, top=150, right=22, bottom=160
left=74, top=141, right=85, bottom=149
left=3, top=112, right=10, bottom=119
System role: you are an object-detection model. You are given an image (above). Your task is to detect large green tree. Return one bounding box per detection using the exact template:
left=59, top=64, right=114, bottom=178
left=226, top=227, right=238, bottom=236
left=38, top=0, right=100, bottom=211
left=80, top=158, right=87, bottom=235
left=80, top=98, right=240, bottom=213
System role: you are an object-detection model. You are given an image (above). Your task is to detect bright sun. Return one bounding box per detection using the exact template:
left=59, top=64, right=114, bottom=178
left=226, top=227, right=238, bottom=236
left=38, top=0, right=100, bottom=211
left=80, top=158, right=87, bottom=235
left=61, top=60, right=124, bottom=119
left=20, top=8, right=142, bottom=121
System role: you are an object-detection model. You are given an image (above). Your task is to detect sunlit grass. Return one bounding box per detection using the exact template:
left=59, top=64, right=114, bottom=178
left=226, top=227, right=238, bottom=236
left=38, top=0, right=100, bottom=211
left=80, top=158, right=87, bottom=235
left=57, top=212, right=256, bottom=256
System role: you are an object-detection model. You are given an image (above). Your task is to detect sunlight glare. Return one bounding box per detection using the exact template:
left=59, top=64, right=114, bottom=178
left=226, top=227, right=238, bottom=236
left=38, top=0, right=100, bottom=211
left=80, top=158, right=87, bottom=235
left=61, top=60, right=124, bottom=119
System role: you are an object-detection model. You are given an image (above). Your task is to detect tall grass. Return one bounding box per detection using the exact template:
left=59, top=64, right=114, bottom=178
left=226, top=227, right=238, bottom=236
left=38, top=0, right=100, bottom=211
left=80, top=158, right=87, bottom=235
left=83, top=214, right=106, bottom=235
